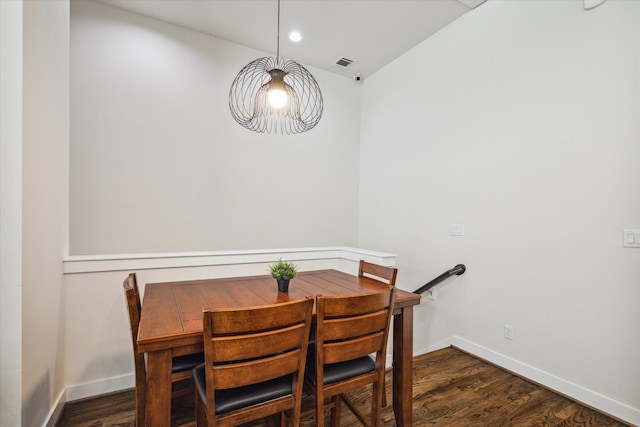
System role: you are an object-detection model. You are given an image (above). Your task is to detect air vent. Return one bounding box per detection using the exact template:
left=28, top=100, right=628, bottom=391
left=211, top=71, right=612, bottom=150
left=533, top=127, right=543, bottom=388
left=335, top=57, right=354, bottom=68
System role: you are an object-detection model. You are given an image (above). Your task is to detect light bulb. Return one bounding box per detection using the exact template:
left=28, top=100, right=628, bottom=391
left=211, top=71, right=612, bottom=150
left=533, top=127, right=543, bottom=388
left=289, top=31, right=302, bottom=42
left=268, top=88, right=287, bottom=109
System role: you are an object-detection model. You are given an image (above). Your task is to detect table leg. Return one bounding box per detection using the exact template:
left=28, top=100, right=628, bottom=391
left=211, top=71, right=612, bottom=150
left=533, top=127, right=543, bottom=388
left=145, top=349, right=173, bottom=427
left=393, top=306, right=413, bottom=427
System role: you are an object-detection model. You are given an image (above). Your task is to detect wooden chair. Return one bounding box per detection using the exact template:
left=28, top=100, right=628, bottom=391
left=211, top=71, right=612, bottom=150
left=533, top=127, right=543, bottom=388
left=192, top=297, right=314, bottom=427
left=358, top=260, right=397, bottom=407
left=123, top=273, right=204, bottom=427
left=304, top=286, right=396, bottom=427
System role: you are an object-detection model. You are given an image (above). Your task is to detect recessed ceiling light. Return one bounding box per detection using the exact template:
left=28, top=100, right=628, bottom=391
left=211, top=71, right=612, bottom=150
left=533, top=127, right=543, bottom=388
left=289, top=31, right=302, bottom=42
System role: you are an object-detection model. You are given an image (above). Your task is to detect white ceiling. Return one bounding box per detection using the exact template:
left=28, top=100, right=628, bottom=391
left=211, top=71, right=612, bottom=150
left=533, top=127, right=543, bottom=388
left=99, top=0, right=486, bottom=80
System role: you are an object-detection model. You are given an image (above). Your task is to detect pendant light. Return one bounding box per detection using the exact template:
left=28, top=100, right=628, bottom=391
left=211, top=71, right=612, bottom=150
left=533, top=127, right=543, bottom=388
left=229, top=0, right=323, bottom=134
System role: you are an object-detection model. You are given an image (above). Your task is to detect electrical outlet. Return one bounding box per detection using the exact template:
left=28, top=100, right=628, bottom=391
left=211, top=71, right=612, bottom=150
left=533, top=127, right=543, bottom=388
left=623, top=229, right=640, bottom=248
left=426, top=288, right=437, bottom=300
left=449, top=224, right=465, bottom=236
left=504, top=324, right=514, bottom=340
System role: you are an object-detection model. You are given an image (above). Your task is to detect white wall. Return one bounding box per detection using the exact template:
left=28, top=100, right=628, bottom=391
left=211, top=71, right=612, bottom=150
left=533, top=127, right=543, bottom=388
left=22, top=1, right=70, bottom=427
left=359, top=0, right=639, bottom=422
left=69, top=1, right=361, bottom=256
left=0, top=2, right=23, bottom=426
left=16, top=0, right=638, bottom=425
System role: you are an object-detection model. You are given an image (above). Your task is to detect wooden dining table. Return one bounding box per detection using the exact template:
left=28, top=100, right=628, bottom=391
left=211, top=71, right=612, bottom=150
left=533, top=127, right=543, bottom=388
left=137, top=269, right=421, bottom=427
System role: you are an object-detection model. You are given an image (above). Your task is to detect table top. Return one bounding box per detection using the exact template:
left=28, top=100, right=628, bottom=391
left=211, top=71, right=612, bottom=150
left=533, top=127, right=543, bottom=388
left=137, top=269, right=420, bottom=353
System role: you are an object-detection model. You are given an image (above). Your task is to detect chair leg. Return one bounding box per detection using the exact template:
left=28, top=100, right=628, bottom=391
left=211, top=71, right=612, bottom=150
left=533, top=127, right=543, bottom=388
left=315, top=395, right=325, bottom=427
left=135, top=384, right=146, bottom=427
left=195, top=392, right=206, bottom=427
left=331, top=396, right=341, bottom=427
left=381, top=374, right=387, bottom=407
left=291, top=399, right=302, bottom=427
left=371, top=381, right=383, bottom=427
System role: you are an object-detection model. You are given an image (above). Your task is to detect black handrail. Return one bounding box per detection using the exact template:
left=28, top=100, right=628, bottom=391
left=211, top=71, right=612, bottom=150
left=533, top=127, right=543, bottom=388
left=413, top=264, right=466, bottom=295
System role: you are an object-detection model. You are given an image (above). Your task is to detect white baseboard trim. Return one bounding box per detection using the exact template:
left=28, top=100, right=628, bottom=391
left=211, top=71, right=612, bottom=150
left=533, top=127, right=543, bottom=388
left=415, top=337, right=454, bottom=356
left=451, top=336, right=640, bottom=426
left=43, top=374, right=134, bottom=426
left=42, top=374, right=134, bottom=427
left=42, top=388, right=66, bottom=427
left=65, top=373, right=135, bottom=402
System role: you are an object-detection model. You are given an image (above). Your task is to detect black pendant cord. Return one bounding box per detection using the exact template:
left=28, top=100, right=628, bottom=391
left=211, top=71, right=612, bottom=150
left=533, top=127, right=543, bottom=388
left=276, top=0, right=281, bottom=61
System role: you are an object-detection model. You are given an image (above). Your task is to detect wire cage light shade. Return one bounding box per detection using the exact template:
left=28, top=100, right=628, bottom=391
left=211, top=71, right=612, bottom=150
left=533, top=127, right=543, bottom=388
left=229, top=56, right=323, bottom=134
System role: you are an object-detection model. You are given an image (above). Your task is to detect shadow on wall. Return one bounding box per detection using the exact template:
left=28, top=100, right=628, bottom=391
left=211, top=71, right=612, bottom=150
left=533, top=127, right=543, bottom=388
left=22, top=372, right=50, bottom=427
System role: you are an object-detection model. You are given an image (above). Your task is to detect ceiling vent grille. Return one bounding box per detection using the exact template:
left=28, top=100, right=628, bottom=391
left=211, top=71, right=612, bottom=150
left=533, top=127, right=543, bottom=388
left=335, top=57, right=354, bottom=68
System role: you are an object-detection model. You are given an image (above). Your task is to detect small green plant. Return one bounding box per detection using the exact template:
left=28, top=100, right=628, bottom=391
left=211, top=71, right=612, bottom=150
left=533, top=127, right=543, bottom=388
left=269, top=258, right=298, bottom=280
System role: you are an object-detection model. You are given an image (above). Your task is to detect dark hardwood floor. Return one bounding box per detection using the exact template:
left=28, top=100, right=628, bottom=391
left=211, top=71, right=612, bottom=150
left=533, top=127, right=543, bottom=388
left=56, top=347, right=630, bottom=427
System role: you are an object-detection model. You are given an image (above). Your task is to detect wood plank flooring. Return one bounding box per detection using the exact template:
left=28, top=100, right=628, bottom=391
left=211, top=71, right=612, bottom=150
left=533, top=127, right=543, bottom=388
left=56, top=347, right=630, bottom=427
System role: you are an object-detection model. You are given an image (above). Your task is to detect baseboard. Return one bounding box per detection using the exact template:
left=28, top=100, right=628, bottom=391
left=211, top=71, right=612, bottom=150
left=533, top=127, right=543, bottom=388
left=42, top=388, right=66, bottom=427
left=65, top=372, right=134, bottom=402
left=42, top=374, right=134, bottom=427
left=450, top=336, right=640, bottom=426
left=415, top=336, right=453, bottom=356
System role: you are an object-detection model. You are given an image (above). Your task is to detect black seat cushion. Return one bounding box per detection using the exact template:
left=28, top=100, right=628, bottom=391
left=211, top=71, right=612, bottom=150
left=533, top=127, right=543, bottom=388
left=172, top=352, right=204, bottom=373
left=304, top=343, right=375, bottom=386
left=192, top=364, right=293, bottom=415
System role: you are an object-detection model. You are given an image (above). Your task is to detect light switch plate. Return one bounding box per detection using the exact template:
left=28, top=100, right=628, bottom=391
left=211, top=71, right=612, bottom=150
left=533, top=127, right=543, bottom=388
left=623, top=229, right=640, bottom=248
left=449, top=224, right=464, bottom=236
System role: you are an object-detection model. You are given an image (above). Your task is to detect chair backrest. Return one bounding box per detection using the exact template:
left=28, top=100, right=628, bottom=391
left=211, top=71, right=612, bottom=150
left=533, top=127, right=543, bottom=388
left=358, top=260, right=398, bottom=287
left=202, top=297, right=314, bottom=423
left=123, top=275, right=147, bottom=379
left=123, top=273, right=147, bottom=427
left=315, top=286, right=396, bottom=368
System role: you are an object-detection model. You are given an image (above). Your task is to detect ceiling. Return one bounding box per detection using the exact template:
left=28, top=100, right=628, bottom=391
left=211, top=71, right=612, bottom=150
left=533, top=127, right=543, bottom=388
left=99, top=0, right=486, bottom=80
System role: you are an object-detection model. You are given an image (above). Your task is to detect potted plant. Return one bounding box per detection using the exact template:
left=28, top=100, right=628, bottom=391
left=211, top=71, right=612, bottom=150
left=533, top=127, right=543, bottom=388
left=269, top=258, right=298, bottom=292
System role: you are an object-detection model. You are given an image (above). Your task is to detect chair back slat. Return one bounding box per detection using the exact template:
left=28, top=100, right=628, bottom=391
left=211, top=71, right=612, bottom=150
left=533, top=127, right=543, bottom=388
left=323, top=311, right=389, bottom=341
left=207, top=301, right=312, bottom=334
left=322, top=288, right=393, bottom=318
left=213, top=350, right=302, bottom=389
left=323, top=332, right=386, bottom=365
left=211, top=323, right=308, bottom=362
